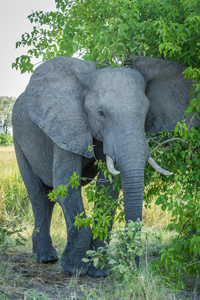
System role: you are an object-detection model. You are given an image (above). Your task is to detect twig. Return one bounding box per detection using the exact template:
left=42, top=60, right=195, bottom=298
left=33, top=61, right=43, bottom=67
left=184, top=229, right=196, bottom=240
left=185, top=261, right=200, bottom=268
left=148, top=135, right=165, bottom=144
left=173, top=35, right=200, bottom=45
left=176, top=219, right=190, bottom=240
left=154, top=148, right=171, bottom=160
left=150, top=138, right=187, bottom=154
left=82, top=176, right=110, bottom=183
left=188, top=112, right=197, bottom=132
left=105, top=195, right=124, bottom=214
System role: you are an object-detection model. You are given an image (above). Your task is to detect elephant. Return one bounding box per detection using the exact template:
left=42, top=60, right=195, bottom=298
left=12, top=56, right=198, bottom=277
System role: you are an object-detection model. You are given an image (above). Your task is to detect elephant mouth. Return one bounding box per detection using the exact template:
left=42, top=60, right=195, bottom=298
left=106, top=155, right=173, bottom=176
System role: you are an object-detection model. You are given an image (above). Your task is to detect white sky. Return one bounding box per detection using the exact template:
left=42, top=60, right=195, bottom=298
left=0, top=0, right=56, bottom=98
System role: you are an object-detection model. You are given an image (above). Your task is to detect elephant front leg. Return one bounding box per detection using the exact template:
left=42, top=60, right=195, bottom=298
left=53, top=148, right=93, bottom=275
left=59, top=186, right=93, bottom=275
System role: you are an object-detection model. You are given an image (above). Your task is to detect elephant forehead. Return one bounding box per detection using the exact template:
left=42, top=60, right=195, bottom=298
left=89, top=67, right=146, bottom=91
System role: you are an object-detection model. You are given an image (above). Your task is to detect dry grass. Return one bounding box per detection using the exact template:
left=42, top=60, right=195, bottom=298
left=0, top=146, right=15, bottom=152
left=0, top=146, right=29, bottom=221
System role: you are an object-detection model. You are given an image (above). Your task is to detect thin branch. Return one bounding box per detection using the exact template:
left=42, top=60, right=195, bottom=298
left=150, top=138, right=188, bottom=154
left=184, top=229, right=196, bottom=240
left=148, top=135, right=165, bottom=144
left=82, top=176, right=110, bottom=183
left=176, top=219, right=190, bottom=240
left=33, top=61, right=43, bottom=67
left=105, top=195, right=124, bottom=214
left=77, top=50, right=87, bottom=58
left=154, top=148, right=173, bottom=160
left=173, top=35, right=200, bottom=45
left=188, top=112, right=197, bottom=132
left=186, top=261, right=200, bottom=268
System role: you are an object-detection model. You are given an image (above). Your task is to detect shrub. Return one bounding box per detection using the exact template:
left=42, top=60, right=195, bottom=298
left=83, top=220, right=146, bottom=281
left=0, top=133, right=13, bottom=146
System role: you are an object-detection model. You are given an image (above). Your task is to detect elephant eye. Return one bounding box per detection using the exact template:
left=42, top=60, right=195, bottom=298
left=98, top=109, right=105, bottom=118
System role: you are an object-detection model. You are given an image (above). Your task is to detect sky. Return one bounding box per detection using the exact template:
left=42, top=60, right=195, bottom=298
left=0, top=0, right=56, bottom=98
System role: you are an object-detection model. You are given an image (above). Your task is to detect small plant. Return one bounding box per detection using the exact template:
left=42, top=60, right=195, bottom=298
left=0, top=218, right=27, bottom=254
left=83, top=220, right=146, bottom=280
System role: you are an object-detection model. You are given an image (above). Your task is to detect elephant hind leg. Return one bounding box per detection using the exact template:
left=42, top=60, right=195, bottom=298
left=14, top=141, right=58, bottom=263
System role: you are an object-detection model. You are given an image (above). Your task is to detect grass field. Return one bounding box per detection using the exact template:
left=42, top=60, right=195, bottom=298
left=0, top=147, right=199, bottom=299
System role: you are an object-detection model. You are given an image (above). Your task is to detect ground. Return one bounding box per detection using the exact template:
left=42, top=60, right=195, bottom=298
left=1, top=249, right=200, bottom=300
left=0, top=250, right=104, bottom=299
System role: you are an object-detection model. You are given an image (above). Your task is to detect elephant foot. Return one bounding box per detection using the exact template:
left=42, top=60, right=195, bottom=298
left=61, top=256, right=88, bottom=276
left=34, top=245, right=58, bottom=264
left=37, top=246, right=58, bottom=264
left=87, top=263, right=108, bottom=278
left=32, top=232, right=58, bottom=264
left=61, top=258, right=107, bottom=277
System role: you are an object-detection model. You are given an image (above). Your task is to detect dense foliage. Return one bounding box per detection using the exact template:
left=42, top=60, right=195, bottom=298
left=13, top=0, right=199, bottom=287
left=144, top=127, right=200, bottom=287
left=12, top=0, right=200, bottom=72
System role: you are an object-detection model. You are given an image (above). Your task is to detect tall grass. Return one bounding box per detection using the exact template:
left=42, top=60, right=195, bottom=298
left=0, top=147, right=30, bottom=221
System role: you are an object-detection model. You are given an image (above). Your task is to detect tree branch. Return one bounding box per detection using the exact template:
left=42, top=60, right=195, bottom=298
left=186, top=261, right=200, bottom=268
left=150, top=138, right=188, bottom=154
left=174, top=35, right=200, bottom=45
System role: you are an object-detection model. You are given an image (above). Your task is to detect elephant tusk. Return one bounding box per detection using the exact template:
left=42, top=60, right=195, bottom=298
left=106, top=155, right=120, bottom=175
left=148, top=157, right=173, bottom=176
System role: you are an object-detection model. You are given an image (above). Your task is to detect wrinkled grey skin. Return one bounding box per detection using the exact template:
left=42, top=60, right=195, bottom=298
left=12, top=56, right=197, bottom=277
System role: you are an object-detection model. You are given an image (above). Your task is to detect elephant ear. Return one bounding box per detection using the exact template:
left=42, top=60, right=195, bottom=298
left=18, top=57, right=97, bottom=158
left=133, top=56, right=198, bottom=133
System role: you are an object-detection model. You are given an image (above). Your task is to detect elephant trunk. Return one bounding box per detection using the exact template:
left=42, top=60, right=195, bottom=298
left=120, top=169, right=145, bottom=222
left=115, top=140, right=147, bottom=223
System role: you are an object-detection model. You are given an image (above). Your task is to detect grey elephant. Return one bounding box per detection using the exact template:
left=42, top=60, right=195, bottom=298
left=12, top=56, right=197, bottom=277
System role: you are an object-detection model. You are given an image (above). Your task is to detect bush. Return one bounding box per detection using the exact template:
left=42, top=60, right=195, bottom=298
left=0, top=134, right=13, bottom=146
left=0, top=218, right=26, bottom=254
left=83, top=220, right=146, bottom=281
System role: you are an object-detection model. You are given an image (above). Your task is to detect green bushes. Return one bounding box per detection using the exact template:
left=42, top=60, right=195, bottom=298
left=0, top=134, right=13, bottom=146
left=143, top=122, right=200, bottom=287
left=0, top=219, right=27, bottom=254
left=83, top=220, right=146, bottom=280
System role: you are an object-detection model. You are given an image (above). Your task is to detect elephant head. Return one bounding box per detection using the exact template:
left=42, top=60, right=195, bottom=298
left=19, top=56, right=197, bottom=224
